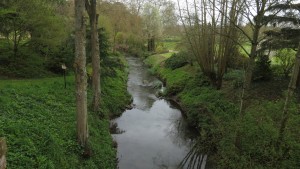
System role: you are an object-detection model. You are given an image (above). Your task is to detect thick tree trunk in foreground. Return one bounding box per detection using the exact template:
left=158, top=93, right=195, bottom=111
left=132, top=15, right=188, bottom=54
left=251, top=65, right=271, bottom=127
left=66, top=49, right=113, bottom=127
left=0, top=138, right=7, bottom=169
left=75, top=0, right=88, bottom=147
left=86, top=0, right=101, bottom=112
left=278, top=43, right=300, bottom=146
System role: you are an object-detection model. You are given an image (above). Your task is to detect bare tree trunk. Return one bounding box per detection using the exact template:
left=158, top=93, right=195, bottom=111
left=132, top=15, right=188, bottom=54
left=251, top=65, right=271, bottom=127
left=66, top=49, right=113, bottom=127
left=278, top=43, right=300, bottom=147
left=13, top=28, right=18, bottom=57
left=147, top=34, right=151, bottom=52
left=86, top=0, right=101, bottom=112
left=151, top=36, right=155, bottom=51
left=74, top=0, right=88, bottom=147
left=236, top=26, right=260, bottom=149
left=239, top=26, right=260, bottom=115
left=147, top=39, right=150, bottom=51
left=113, top=26, right=117, bottom=53
left=0, top=138, right=7, bottom=169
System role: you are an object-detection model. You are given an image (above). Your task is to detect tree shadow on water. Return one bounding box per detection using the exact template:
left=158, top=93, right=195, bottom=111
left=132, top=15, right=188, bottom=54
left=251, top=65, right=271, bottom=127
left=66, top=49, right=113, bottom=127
left=178, top=143, right=208, bottom=169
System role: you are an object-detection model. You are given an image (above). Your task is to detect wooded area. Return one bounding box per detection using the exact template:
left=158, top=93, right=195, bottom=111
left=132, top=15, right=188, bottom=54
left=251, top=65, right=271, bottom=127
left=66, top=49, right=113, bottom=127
left=0, top=0, right=299, bottom=168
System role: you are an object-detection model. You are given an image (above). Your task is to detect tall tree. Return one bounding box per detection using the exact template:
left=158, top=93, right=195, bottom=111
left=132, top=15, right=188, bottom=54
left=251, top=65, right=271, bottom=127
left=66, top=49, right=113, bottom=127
left=278, top=43, right=300, bottom=147
left=266, top=1, right=300, bottom=148
left=86, top=0, right=101, bottom=112
left=0, top=0, right=69, bottom=58
left=160, top=0, right=178, bottom=37
left=177, top=0, right=240, bottom=89
left=238, top=0, right=284, bottom=115
left=127, top=0, right=146, bottom=15
left=142, top=3, right=162, bottom=51
left=74, top=0, right=88, bottom=147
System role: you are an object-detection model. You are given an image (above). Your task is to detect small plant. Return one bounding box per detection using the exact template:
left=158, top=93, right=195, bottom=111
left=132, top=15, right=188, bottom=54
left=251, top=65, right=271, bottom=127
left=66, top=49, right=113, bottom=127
left=164, top=51, right=189, bottom=70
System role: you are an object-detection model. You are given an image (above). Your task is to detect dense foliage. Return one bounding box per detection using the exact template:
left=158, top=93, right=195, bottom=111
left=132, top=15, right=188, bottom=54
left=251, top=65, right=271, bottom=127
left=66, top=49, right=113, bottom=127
left=164, top=51, right=189, bottom=70
left=0, top=0, right=72, bottom=78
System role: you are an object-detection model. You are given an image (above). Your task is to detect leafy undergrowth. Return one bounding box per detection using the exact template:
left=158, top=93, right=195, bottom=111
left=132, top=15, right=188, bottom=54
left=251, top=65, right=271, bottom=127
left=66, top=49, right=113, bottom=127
left=145, top=53, right=300, bottom=168
left=0, top=57, right=130, bottom=168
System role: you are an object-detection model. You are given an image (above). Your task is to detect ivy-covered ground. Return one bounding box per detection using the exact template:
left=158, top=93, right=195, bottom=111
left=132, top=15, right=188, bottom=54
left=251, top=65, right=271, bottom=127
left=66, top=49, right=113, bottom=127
left=0, top=56, right=131, bottom=169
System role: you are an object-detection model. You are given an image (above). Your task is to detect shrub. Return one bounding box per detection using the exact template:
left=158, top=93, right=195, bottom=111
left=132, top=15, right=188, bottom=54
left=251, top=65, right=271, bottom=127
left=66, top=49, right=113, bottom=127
left=253, top=55, right=273, bottom=81
left=165, top=51, right=189, bottom=70
left=273, top=48, right=296, bottom=78
left=223, top=69, right=244, bottom=88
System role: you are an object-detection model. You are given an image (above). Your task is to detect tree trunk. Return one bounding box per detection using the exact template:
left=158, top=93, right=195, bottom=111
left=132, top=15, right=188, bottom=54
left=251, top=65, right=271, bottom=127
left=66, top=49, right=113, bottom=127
left=86, top=0, right=101, bottom=112
left=278, top=43, right=300, bottom=147
left=147, top=37, right=151, bottom=52
left=147, top=35, right=155, bottom=52
left=236, top=26, right=260, bottom=149
left=74, top=0, right=88, bottom=147
left=13, top=29, right=18, bottom=57
left=239, top=56, right=255, bottom=113
left=0, top=138, right=7, bottom=169
left=151, top=36, right=155, bottom=51
left=239, top=26, right=260, bottom=115
left=113, top=28, right=117, bottom=53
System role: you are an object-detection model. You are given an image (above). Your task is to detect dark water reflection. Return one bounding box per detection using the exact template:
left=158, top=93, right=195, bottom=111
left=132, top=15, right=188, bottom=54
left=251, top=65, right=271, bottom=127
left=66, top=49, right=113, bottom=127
left=113, top=57, right=206, bottom=169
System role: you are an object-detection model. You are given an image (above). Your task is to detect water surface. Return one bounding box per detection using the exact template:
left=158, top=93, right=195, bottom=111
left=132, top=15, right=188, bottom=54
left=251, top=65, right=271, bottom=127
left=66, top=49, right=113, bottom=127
left=113, top=57, right=206, bottom=169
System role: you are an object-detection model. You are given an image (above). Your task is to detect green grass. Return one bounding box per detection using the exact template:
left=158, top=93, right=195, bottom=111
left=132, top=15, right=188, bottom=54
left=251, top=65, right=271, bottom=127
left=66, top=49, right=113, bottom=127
left=144, top=52, right=300, bottom=168
left=144, top=54, right=169, bottom=68
left=145, top=53, right=196, bottom=95
left=0, top=56, right=130, bottom=168
left=160, top=52, right=174, bottom=58
left=163, top=41, right=178, bottom=51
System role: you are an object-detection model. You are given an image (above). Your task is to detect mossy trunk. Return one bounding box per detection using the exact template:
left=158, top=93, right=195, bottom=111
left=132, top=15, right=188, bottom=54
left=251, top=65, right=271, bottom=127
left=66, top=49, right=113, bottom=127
left=86, top=0, right=101, bottom=112
left=75, top=0, right=88, bottom=147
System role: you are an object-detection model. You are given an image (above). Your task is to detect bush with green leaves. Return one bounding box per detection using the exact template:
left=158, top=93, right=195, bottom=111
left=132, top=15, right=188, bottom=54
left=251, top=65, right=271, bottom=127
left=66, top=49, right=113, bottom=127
left=273, top=48, right=296, bottom=78
left=223, top=69, right=244, bottom=88
left=165, top=51, right=189, bottom=70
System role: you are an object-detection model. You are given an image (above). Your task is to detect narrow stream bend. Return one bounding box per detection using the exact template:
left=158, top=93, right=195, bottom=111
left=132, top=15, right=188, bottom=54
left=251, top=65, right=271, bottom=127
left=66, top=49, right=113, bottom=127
left=113, top=56, right=207, bottom=169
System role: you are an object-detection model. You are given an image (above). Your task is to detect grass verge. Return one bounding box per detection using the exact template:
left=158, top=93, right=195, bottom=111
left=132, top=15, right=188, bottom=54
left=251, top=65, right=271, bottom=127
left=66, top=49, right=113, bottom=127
left=0, top=55, right=130, bottom=168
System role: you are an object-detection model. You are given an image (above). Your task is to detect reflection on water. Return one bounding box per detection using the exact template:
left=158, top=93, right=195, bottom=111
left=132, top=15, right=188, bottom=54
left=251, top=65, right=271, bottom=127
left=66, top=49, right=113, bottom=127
left=113, top=57, right=207, bottom=169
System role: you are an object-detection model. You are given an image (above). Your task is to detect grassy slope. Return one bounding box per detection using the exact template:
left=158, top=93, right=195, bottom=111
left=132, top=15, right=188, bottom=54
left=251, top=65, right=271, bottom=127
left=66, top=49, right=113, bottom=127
left=0, top=57, right=130, bottom=168
left=144, top=52, right=300, bottom=169
left=145, top=53, right=236, bottom=126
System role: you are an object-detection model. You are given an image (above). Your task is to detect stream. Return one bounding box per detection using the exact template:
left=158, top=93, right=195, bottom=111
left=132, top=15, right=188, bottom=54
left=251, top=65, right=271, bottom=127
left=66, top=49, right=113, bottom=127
left=112, top=56, right=207, bottom=169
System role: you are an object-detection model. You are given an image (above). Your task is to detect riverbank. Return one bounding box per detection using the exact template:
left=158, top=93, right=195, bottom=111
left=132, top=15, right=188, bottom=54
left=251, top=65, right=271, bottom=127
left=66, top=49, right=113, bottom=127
left=144, top=53, right=237, bottom=127
left=0, top=55, right=130, bottom=168
left=144, top=53, right=300, bottom=169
